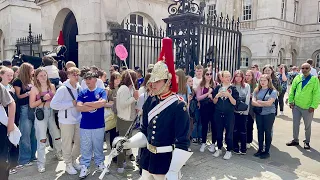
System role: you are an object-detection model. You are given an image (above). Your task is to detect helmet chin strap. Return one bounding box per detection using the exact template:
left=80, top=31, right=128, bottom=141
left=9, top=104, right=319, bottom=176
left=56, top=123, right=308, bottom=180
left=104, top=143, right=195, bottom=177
left=153, top=79, right=171, bottom=96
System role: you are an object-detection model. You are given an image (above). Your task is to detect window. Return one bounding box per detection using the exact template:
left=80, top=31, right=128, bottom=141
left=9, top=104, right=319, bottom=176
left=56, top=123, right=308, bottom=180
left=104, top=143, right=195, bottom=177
left=208, top=4, right=216, bottom=16
left=318, top=1, right=320, bottom=23
left=281, top=0, right=286, bottom=20
left=243, top=0, right=252, bottom=21
left=316, top=53, right=320, bottom=67
left=123, top=13, right=155, bottom=35
left=293, top=1, right=298, bottom=22
left=240, top=52, right=249, bottom=68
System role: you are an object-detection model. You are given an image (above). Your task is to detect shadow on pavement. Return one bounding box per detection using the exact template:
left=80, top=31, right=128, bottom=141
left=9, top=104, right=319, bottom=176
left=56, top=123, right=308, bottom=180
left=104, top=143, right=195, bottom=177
left=313, top=118, right=320, bottom=124
left=296, top=146, right=320, bottom=163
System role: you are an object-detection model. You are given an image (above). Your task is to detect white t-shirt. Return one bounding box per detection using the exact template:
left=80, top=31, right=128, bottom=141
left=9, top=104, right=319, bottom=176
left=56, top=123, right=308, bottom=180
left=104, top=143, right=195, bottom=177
left=81, top=79, right=105, bottom=90
left=43, top=65, right=60, bottom=79
left=193, top=77, right=202, bottom=90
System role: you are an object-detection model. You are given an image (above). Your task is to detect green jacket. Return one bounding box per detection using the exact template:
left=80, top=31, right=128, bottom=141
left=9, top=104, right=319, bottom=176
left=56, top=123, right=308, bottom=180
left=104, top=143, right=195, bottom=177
left=288, top=74, right=320, bottom=110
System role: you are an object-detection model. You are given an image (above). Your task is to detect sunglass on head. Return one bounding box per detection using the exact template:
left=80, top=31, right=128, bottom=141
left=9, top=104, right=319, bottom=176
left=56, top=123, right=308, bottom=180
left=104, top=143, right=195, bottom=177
left=205, top=73, right=212, bottom=76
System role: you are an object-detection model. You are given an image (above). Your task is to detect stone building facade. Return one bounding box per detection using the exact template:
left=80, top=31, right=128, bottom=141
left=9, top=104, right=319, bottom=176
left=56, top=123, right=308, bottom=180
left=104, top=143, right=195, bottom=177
left=34, top=0, right=320, bottom=71
left=208, top=0, right=320, bottom=69
left=0, top=0, right=41, bottom=60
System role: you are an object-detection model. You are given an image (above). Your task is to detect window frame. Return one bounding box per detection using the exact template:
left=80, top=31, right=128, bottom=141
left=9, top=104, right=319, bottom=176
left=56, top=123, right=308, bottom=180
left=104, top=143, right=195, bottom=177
left=318, top=1, right=320, bottom=23
left=240, top=52, right=249, bottom=68
left=293, top=0, right=298, bottom=23
left=124, top=13, right=155, bottom=35
left=207, top=4, right=217, bottom=16
left=281, top=0, right=287, bottom=20
left=242, top=0, right=252, bottom=21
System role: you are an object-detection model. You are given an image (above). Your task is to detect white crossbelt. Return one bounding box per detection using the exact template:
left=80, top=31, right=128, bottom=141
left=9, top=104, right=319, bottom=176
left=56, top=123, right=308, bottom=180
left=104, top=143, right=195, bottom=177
left=147, top=143, right=173, bottom=154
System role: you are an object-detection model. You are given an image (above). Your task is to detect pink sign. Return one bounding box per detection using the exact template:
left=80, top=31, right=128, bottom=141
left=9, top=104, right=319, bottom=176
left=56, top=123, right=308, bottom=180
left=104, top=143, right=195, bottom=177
left=115, top=44, right=128, bottom=61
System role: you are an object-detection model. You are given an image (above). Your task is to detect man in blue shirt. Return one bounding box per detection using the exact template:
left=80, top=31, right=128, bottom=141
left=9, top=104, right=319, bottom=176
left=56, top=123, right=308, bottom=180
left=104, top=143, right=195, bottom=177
left=76, top=71, right=107, bottom=179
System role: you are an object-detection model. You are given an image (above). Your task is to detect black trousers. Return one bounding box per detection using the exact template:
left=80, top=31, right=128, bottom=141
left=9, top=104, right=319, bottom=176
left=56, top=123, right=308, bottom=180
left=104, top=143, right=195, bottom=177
left=233, top=113, right=248, bottom=152
left=9, top=144, right=19, bottom=169
left=200, top=103, right=216, bottom=144
left=246, top=114, right=254, bottom=143
left=215, top=111, right=235, bottom=151
left=0, top=124, right=9, bottom=180
left=278, top=91, right=286, bottom=112
left=256, top=113, right=275, bottom=153
left=106, top=127, right=118, bottom=147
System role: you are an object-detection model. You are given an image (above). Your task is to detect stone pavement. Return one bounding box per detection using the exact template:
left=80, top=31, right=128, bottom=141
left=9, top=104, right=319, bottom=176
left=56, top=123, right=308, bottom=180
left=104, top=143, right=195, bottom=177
left=10, top=100, right=320, bottom=180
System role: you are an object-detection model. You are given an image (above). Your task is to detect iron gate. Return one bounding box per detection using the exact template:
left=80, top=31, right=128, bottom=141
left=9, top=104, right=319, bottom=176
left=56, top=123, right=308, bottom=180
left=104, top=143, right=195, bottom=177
left=110, top=0, right=242, bottom=76
left=16, top=24, right=42, bottom=57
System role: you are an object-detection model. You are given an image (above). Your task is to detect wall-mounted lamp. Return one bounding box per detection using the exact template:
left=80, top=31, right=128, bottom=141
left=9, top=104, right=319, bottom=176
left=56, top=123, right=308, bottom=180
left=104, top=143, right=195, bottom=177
left=269, top=42, right=276, bottom=53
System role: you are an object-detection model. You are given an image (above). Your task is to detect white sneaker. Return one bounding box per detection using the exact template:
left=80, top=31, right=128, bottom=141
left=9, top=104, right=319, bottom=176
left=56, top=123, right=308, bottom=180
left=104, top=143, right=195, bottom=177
left=199, top=143, right=206, bottom=152
left=208, top=144, right=216, bottom=153
left=66, top=163, right=77, bottom=175
left=96, top=163, right=105, bottom=172
left=73, top=161, right=82, bottom=171
left=213, top=149, right=222, bottom=157
left=47, top=147, right=54, bottom=152
left=280, top=111, right=284, bottom=115
left=79, top=165, right=90, bottom=179
left=24, top=162, right=33, bottom=167
left=246, top=143, right=251, bottom=149
left=223, top=151, right=232, bottom=160
left=56, top=153, right=63, bottom=161
left=117, top=168, right=124, bottom=174
left=37, top=165, right=45, bottom=173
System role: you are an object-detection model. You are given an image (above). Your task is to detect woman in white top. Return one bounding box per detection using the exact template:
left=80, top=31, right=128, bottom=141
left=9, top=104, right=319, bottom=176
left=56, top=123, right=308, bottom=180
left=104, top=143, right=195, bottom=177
left=115, top=69, right=139, bottom=173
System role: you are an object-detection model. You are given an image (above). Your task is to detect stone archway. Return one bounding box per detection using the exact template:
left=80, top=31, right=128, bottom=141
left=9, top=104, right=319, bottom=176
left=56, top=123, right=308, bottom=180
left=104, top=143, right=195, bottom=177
left=291, top=49, right=297, bottom=66
left=63, top=12, right=78, bottom=66
left=52, top=8, right=79, bottom=66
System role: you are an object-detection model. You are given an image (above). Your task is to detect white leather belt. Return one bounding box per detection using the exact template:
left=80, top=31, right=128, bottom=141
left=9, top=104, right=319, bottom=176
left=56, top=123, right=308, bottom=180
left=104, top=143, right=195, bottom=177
left=147, top=143, right=174, bottom=154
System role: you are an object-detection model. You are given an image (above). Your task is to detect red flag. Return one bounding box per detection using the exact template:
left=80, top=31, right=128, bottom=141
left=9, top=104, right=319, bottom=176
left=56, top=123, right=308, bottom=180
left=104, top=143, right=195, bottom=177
left=57, top=31, right=64, bottom=45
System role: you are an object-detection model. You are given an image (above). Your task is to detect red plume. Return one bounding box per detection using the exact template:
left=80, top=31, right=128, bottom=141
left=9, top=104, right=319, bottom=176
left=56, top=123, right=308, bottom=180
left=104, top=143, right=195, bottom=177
left=159, top=38, right=178, bottom=93
left=57, top=31, right=64, bottom=45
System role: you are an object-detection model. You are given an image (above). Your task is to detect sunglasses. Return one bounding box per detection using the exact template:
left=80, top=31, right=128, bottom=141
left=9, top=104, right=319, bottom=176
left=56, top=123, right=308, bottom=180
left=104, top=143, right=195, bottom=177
left=205, top=73, right=212, bottom=76
left=301, top=67, right=309, bottom=70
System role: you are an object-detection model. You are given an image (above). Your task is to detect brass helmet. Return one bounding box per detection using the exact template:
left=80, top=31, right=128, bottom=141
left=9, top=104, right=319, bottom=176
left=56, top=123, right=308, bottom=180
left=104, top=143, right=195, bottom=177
left=148, top=38, right=178, bottom=94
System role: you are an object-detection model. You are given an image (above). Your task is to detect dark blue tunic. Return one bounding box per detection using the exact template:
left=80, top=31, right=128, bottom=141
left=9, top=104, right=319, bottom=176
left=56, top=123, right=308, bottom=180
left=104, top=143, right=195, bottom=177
left=139, top=94, right=190, bottom=174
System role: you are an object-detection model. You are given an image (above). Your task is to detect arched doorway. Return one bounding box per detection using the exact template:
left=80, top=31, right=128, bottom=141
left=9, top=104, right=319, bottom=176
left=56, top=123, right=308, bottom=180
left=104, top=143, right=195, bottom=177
left=63, top=12, right=78, bottom=66
left=291, top=49, right=297, bottom=66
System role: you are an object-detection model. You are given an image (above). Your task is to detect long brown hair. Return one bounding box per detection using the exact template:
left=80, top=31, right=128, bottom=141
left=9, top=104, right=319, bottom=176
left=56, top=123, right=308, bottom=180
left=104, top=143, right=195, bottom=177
left=141, top=73, right=151, bottom=87
left=120, top=69, right=137, bottom=89
left=175, top=69, right=187, bottom=94
left=109, top=72, right=121, bottom=90
left=245, top=70, right=257, bottom=93
left=262, top=65, right=277, bottom=80
left=199, top=68, right=215, bottom=88
left=18, top=63, right=34, bottom=90
left=254, top=74, right=276, bottom=93
left=232, top=70, right=245, bottom=88
left=34, top=68, right=53, bottom=93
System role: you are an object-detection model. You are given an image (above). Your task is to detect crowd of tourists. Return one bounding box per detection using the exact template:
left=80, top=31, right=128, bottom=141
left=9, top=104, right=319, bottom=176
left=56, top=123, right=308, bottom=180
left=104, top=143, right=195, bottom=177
left=0, top=55, right=319, bottom=180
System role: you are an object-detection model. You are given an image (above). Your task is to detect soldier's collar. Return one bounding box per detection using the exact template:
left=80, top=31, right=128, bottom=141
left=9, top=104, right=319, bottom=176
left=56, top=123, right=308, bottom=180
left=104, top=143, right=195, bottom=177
left=158, top=91, right=174, bottom=100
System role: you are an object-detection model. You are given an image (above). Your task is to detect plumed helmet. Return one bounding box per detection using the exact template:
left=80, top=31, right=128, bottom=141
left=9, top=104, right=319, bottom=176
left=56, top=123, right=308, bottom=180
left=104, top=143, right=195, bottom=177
left=148, top=38, right=178, bottom=93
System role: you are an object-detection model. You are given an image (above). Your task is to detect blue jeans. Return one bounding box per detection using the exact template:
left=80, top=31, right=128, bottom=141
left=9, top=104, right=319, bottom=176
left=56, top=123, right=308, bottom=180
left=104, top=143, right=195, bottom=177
left=80, top=128, right=105, bottom=167
left=191, top=108, right=202, bottom=139
left=18, top=105, right=37, bottom=165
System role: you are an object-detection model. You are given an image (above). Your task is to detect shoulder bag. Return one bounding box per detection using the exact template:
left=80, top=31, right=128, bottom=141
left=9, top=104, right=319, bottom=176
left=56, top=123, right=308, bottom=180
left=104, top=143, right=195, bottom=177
left=65, top=86, right=79, bottom=118
left=35, top=103, right=45, bottom=121
left=253, top=89, right=271, bottom=115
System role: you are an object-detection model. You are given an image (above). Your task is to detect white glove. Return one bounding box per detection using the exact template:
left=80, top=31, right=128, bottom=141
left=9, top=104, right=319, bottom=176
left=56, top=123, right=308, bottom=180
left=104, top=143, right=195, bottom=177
left=112, top=137, right=129, bottom=153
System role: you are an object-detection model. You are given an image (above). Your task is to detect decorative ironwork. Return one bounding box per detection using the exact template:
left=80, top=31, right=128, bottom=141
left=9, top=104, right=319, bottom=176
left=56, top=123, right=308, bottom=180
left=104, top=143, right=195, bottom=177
left=16, top=24, right=42, bottom=57
left=168, top=0, right=201, bottom=15
left=110, top=23, right=166, bottom=75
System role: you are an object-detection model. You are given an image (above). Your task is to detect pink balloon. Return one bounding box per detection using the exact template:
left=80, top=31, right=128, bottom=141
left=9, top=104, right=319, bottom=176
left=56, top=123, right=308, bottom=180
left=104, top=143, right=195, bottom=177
left=115, top=44, right=128, bottom=61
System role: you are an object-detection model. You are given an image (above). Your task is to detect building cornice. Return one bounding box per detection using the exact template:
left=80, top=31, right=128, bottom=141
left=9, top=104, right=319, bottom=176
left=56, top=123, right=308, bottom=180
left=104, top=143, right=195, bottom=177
left=0, top=0, right=40, bottom=11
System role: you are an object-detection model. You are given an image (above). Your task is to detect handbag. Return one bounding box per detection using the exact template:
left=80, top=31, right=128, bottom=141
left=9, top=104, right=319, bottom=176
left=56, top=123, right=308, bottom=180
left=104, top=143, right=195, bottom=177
left=235, top=97, right=248, bottom=111
left=104, top=107, right=116, bottom=131
left=35, top=103, right=45, bottom=121
left=253, top=89, right=271, bottom=115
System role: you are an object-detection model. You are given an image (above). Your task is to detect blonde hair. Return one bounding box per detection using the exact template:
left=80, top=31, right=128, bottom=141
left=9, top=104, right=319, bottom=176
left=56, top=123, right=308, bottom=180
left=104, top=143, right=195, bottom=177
left=67, top=67, right=80, bottom=75
left=18, top=63, right=34, bottom=90
left=66, top=61, right=76, bottom=69
left=254, top=74, right=276, bottom=93
left=0, top=66, right=14, bottom=82
left=34, top=68, right=53, bottom=93
left=175, top=69, right=187, bottom=94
